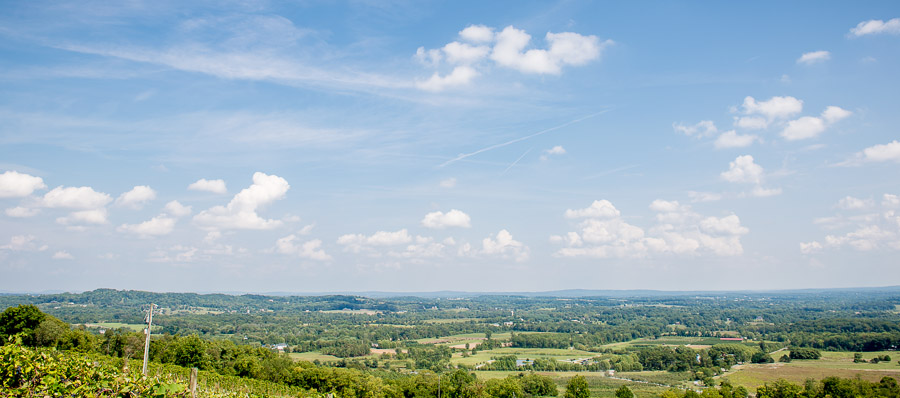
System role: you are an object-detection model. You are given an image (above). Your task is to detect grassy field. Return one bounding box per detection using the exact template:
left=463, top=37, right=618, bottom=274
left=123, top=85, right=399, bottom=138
left=288, top=352, right=343, bottom=362
left=603, top=336, right=747, bottom=349
left=81, top=322, right=157, bottom=332
left=451, top=346, right=599, bottom=367
left=720, top=351, right=900, bottom=390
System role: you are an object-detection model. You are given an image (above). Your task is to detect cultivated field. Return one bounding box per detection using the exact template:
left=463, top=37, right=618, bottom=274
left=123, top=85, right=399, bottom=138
left=720, top=351, right=900, bottom=390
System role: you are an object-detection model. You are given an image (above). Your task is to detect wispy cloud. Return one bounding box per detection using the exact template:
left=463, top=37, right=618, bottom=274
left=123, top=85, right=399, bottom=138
left=439, top=110, right=610, bottom=167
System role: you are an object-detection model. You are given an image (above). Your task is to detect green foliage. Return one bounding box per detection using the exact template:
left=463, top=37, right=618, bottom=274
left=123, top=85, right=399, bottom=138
left=485, top=377, right=525, bottom=398
left=563, top=376, right=589, bottom=398
left=787, top=347, right=820, bottom=360
left=519, top=373, right=557, bottom=397
left=615, top=385, right=634, bottom=398
left=0, top=304, right=47, bottom=345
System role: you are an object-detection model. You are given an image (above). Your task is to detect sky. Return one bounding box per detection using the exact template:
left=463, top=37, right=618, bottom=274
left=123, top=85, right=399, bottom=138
left=1, top=1, right=899, bottom=293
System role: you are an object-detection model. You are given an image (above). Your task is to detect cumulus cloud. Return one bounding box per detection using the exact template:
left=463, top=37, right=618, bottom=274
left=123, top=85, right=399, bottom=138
left=837, top=196, right=873, bottom=210
left=1, top=235, right=46, bottom=251
left=733, top=116, right=768, bottom=130
left=802, top=192, right=900, bottom=253
left=0, top=171, right=46, bottom=198
left=188, top=178, right=227, bottom=194
left=118, top=216, right=176, bottom=237
left=721, top=155, right=781, bottom=197
left=275, top=235, right=331, bottom=261
left=565, top=200, right=621, bottom=219
left=551, top=199, right=748, bottom=258
left=481, top=229, right=529, bottom=262
left=673, top=120, right=717, bottom=137
left=52, top=251, right=73, bottom=260
left=721, top=155, right=764, bottom=184
left=714, top=130, right=757, bottom=149
left=415, top=24, right=611, bottom=91
left=781, top=106, right=851, bottom=141
left=849, top=18, right=900, bottom=37
left=782, top=116, right=825, bottom=140
left=56, top=209, right=109, bottom=225
left=540, top=145, right=567, bottom=161
left=742, top=96, right=803, bottom=120
left=416, top=65, right=479, bottom=91
left=459, top=25, right=494, bottom=43
left=439, top=177, right=457, bottom=188
left=115, top=185, right=156, bottom=209
left=337, top=229, right=413, bottom=253
left=164, top=200, right=192, bottom=217
left=149, top=245, right=198, bottom=263
left=856, top=140, right=900, bottom=163
left=5, top=206, right=40, bottom=218
left=797, top=50, right=831, bottom=65
left=193, top=172, right=289, bottom=230
left=422, top=209, right=472, bottom=229
left=42, top=186, right=112, bottom=209
left=822, top=106, right=852, bottom=123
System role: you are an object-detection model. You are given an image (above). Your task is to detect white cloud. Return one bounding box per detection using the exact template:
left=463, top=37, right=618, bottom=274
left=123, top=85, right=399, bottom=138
left=553, top=199, right=748, bottom=258
left=118, top=216, right=176, bottom=237
left=837, top=196, right=873, bottom=210
left=1, top=235, right=40, bottom=251
left=416, top=25, right=610, bottom=91
left=188, top=178, right=227, bottom=194
left=540, top=145, right=567, bottom=161
left=163, top=200, right=192, bottom=217
left=193, top=172, right=289, bottom=230
left=56, top=209, right=109, bottom=225
left=797, top=50, right=830, bottom=65
left=416, top=66, right=479, bottom=92
left=822, top=106, right=852, bottom=123
left=422, top=209, right=472, bottom=229
left=741, top=96, right=803, bottom=120
left=714, top=130, right=757, bottom=149
left=781, top=116, right=825, bottom=140
left=734, top=116, right=768, bottom=130
left=491, top=27, right=607, bottom=74
left=115, top=185, right=156, bottom=209
left=0, top=171, right=46, bottom=198
left=751, top=186, right=782, bottom=197
left=149, top=245, right=198, bottom=263
left=337, top=229, right=413, bottom=253
left=860, top=140, right=900, bottom=162
left=42, top=186, right=112, bottom=209
left=52, top=251, right=73, bottom=260
left=439, top=177, right=457, bottom=188
left=481, top=229, right=529, bottom=262
left=415, top=47, right=442, bottom=66
left=721, top=155, right=764, bottom=184
left=800, top=241, right=823, bottom=254
left=849, top=18, right=900, bottom=37
left=5, top=206, right=40, bottom=218
left=459, top=25, right=494, bottom=43
left=565, top=200, right=620, bottom=219
left=804, top=192, right=900, bottom=253
left=688, top=191, right=722, bottom=203
left=275, top=235, right=331, bottom=261
left=673, top=120, right=717, bottom=137
left=442, top=41, right=490, bottom=64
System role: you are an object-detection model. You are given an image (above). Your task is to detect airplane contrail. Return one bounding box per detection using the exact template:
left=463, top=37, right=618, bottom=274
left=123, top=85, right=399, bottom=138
left=438, top=109, right=611, bottom=168
left=500, top=148, right=533, bottom=176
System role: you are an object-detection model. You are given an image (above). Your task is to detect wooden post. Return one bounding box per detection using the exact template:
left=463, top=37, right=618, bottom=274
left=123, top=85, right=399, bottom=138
left=190, top=367, right=198, bottom=398
left=142, top=303, right=155, bottom=375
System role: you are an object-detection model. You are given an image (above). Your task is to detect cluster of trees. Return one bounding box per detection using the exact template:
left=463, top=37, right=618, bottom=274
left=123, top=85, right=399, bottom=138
left=753, top=377, right=900, bottom=398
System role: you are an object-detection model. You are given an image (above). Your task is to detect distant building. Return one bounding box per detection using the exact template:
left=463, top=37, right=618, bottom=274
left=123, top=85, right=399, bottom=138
left=273, top=343, right=288, bottom=352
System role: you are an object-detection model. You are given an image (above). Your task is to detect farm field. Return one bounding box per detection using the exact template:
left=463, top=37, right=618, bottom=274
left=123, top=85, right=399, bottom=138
left=80, top=322, right=156, bottom=332
left=720, top=351, right=900, bottom=390
left=602, top=335, right=750, bottom=349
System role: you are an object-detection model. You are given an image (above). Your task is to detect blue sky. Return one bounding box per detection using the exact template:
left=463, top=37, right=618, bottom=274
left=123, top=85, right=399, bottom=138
left=1, top=1, right=899, bottom=293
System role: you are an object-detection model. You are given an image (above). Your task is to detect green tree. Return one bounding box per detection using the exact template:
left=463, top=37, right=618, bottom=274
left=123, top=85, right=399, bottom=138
left=520, top=373, right=557, bottom=397
left=563, top=376, right=589, bottom=398
left=0, top=304, right=46, bottom=345
left=614, top=385, right=633, bottom=398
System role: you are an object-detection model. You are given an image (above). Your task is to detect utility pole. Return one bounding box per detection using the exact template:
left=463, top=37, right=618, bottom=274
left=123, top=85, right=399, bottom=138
left=142, top=303, right=156, bottom=375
